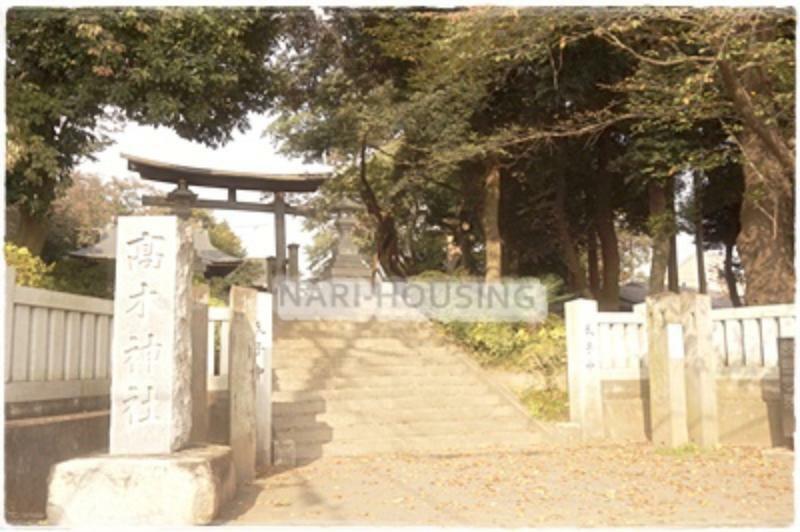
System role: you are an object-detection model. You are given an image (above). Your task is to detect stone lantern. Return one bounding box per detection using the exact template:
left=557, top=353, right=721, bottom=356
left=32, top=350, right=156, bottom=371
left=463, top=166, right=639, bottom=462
left=328, top=198, right=371, bottom=279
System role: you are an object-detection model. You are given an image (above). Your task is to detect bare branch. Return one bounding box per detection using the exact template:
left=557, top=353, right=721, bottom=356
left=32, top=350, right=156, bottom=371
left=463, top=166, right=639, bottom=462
left=596, top=29, right=715, bottom=67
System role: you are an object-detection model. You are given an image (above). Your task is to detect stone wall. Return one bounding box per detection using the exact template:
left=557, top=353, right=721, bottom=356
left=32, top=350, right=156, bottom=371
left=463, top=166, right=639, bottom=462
left=600, top=376, right=786, bottom=446
left=5, top=409, right=109, bottom=522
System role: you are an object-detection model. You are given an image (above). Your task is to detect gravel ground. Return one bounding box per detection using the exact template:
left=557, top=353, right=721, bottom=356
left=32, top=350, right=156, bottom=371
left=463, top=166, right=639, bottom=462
left=220, top=443, right=794, bottom=527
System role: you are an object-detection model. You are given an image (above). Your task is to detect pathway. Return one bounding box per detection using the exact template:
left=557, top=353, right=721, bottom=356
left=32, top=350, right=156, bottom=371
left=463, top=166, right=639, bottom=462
left=219, top=443, right=793, bottom=527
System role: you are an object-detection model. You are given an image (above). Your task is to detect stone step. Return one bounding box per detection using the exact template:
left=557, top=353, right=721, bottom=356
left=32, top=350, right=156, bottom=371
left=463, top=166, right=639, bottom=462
left=273, top=365, right=473, bottom=383
left=291, top=431, right=544, bottom=461
left=272, top=348, right=461, bottom=368
left=274, top=319, right=442, bottom=337
left=275, top=416, right=536, bottom=443
left=272, top=404, right=519, bottom=428
left=273, top=337, right=451, bottom=352
left=273, top=375, right=486, bottom=393
left=273, top=381, right=489, bottom=398
left=272, top=393, right=504, bottom=416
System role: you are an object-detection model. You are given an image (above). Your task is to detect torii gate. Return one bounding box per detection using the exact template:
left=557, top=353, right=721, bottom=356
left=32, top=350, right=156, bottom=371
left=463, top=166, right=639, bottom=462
left=122, top=153, right=330, bottom=277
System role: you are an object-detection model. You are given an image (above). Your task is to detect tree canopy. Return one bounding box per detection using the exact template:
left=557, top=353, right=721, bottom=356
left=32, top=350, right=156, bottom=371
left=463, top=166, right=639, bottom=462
left=268, top=7, right=794, bottom=306
left=6, top=7, right=288, bottom=222
left=6, top=6, right=795, bottom=307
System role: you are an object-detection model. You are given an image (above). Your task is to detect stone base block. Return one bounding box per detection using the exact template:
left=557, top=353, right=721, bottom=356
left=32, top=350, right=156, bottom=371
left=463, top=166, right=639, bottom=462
left=47, top=444, right=236, bottom=526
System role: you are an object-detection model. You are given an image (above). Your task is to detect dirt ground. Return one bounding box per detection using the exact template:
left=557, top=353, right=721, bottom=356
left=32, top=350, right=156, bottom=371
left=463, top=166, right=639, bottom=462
left=219, top=443, right=794, bottom=527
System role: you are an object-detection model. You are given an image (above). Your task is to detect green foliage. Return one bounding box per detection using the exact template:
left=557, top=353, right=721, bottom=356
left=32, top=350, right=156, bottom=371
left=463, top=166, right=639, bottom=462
left=271, top=7, right=794, bottom=302
left=439, top=311, right=568, bottom=421
left=8, top=7, right=793, bottom=303
left=7, top=6, right=288, bottom=217
left=5, top=243, right=55, bottom=288
left=519, top=387, right=569, bottom=422
left=5, top=243, right=113, bottom=298
left=441, top=314, right=566, bottom=377
left=191, top=210, right=246, bottom=258
left=209, top=260, right=265, bottom=301
left=208, top=296, right=227, bottom=308
left=50, top=258, right=114, bottom=298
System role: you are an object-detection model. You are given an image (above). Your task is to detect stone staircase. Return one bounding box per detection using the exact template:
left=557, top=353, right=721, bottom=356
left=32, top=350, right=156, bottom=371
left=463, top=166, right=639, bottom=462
left=272, top=319, right=550, bottom=463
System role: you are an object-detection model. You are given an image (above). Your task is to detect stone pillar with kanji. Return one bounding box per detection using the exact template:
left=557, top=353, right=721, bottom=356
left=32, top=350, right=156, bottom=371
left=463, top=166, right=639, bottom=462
left=109, top=215, right=194, bottom=454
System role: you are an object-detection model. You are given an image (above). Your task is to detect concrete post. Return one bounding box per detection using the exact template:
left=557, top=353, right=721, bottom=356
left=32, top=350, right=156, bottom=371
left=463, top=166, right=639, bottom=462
left=274, top=192, right=287, bottom=279
left=266, top=257, right=276, bottom=292
left=228, top=286, right=258, bottom=484
left=255, top=292, right=273, bottom=470
left=287, top=243, right=300, bottom=280
left=680, top=292, right=718, bottom=447
left=633, top=303, right=647, bottom=366
left=646, top=293, right=688, bottom=447
left=190, top=284, right=210, bottom=443
left=566, top=299, right=604, bottom=440
left=5, top=267, right=16, bottom=380
left=778, top=337, right=795, bottom=441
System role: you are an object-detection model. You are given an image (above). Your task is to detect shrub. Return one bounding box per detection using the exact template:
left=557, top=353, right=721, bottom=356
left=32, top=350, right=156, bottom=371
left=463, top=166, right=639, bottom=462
left=519, top=387, right=569, bottom=421
left=50, top=258, right=114, bottom=298
left=5, top=243, right=114, bottom=298
left=440, top=314, right=566, bottom=377
left=4, top=243, right=54, bottom=289
left=208, top=296, right=227, bottom=307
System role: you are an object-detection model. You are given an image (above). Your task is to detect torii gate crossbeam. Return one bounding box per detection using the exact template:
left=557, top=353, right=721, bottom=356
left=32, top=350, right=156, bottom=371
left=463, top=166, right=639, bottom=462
left=122, top=153, right=330, bottom=277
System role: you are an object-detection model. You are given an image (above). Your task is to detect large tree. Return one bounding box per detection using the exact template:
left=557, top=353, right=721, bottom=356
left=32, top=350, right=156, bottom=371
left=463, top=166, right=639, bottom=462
left=6, top=7, right=289, bottom=252
left=269, top=9, right=453, bottom=278
left=586, top=7, right=795, bottom=304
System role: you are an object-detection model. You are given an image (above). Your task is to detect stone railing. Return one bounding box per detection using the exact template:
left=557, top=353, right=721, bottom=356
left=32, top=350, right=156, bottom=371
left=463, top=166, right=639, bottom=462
left=4, top=267, right=113, bottom=404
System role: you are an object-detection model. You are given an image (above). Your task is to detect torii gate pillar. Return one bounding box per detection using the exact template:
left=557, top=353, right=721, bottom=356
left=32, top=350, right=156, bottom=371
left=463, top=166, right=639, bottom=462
left=274, top=192, right=286, bottom=278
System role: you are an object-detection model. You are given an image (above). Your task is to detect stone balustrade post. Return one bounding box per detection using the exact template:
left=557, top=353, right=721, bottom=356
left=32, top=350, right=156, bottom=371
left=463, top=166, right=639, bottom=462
left=680, top=292, right=718, bottom=447
left=646, top=293, right=689, bottom=447
left=566, top=298, right=604, bottom=440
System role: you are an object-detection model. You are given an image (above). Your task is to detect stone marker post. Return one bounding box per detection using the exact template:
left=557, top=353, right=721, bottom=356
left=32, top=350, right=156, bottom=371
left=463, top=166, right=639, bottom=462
left=48, top=215, right=239, bottom=526
left=646, top=293, right=689, bottom=447
left=565, top=299, right=604, bottom=440
left=229, top=286, right=258, bottom=484
left=680, top=292, right=718, bottom=447
left=190, top=284, right=210, bottom=443
left=110, top=216, right=194, bottom=454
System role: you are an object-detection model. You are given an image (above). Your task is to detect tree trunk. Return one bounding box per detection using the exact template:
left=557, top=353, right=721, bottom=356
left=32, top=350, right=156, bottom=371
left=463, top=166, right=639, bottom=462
left=553, top=175, right=588, bottom=294
left=666, top=177, right=679, bottom=293
left=587, top=226, right=600, bottom=297
left=717, top=57, right=794, bottom=305
left=693, top=172, right=708, bottom=294
left=357, top=141, right=405, bottom=278
left=504, top=246, right=520, bottom=277
left=595, top=160, right=620, bottom=310
left=456, top=222, right=477, bottom=275
left=648, top=181, right=669, bottom=294
left=735, top=130, right=795, bottom=304
left=668, top=232, right=679, bottom=293
left=482, top=160, right=503, bottom=282
left=724, top=242, right=743, bottom=307
left=6, top=205, right=49, bottom=255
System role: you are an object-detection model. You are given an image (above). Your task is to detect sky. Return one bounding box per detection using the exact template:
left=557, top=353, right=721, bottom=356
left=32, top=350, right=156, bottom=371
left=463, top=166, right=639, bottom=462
left=77, top=113, right=700, bottom=283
